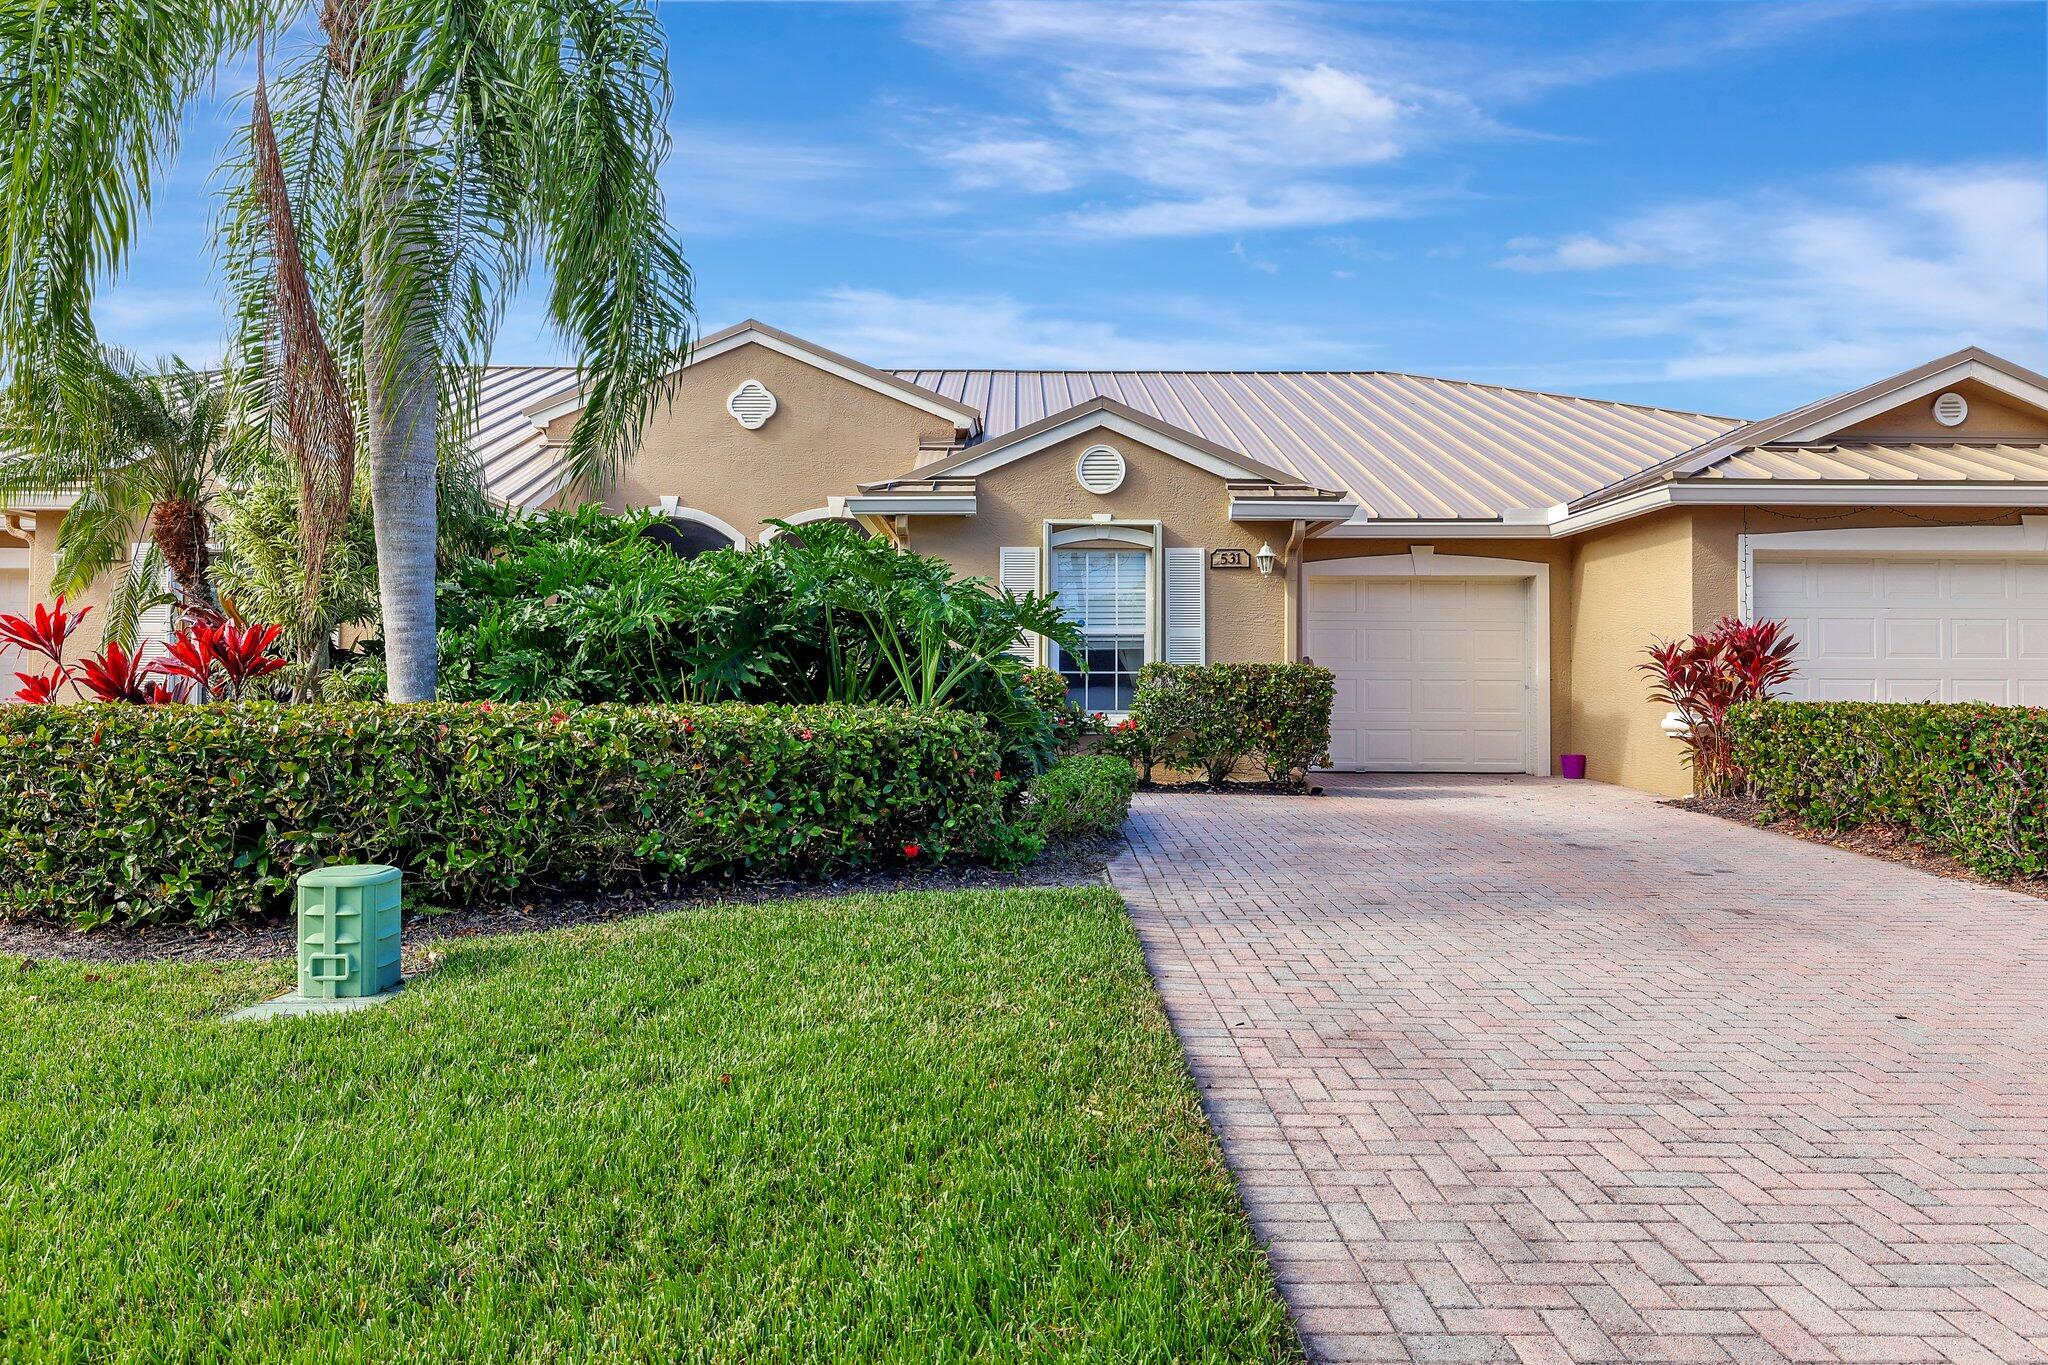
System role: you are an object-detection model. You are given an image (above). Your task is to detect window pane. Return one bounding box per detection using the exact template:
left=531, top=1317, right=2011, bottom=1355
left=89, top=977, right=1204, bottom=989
left=1050, top=548, right=1149, bottom=711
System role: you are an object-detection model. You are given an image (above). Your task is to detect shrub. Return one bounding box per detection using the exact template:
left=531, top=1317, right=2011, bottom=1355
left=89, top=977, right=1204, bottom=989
left=1728, top=701, right=2048, bottom=880
left=431, top=509, right=1078, bottom=781
left=0, top=702, right=1003, bottom=928
left=1641, top=617, right=1798, bottom=795
left=1015, top=755, right=1137, bottom=844
left=1022, top=664, right=1096, bottom=755
left=1127, top=663, right=1334, bottom=787
left=1100, top=714, right=1158, bottom=783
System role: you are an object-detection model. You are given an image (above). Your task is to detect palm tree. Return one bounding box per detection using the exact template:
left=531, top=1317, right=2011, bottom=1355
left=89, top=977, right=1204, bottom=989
left=0, top=342, right=243, bottom=637
left=0, top=0, right=694, bottom=700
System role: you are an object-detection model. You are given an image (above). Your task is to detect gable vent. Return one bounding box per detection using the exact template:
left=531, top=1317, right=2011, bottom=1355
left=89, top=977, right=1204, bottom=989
left=727, top=380, right=778, bottom=430
left=1075, top=444, right=1126, bottom=495
left=1932, top=391, right=1968, bottom=427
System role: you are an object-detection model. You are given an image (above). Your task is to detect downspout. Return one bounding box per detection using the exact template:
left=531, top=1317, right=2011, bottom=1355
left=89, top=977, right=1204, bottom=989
left=1283, top=518, right=1306, bottom=661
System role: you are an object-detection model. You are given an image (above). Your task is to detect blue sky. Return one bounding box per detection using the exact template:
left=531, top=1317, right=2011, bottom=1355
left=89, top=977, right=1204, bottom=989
left=104, top=0, right=2047, bottom=418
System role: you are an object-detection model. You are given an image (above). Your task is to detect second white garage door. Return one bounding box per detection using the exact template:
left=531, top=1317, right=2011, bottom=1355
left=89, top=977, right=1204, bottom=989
left=1754, top=554, right=2048, bottom=704
left=1307, top=575, right=1533, bottom=772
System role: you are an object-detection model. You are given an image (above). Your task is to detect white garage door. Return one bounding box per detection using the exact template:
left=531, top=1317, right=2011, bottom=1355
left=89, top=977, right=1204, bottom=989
left=1307, top=575, right=1533, bottom=771
left=1754, top=554, right=2048, bottom=704
left=0, top=566, right=27, bottom=685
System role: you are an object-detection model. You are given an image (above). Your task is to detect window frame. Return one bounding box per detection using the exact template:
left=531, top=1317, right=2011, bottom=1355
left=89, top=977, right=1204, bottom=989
left=1041, top=518, right=1163, bottom=718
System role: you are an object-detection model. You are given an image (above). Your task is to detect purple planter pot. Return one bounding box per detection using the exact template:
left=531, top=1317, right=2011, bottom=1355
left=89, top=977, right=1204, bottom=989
left=1558, top=753, right=1588, bottom=780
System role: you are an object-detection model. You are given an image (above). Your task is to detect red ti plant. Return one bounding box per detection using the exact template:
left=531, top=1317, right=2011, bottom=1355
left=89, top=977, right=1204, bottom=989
left=72, top=639, right=167, bottom=704
left=0, top=595, right=92, bottom=702
left=151, top=620, right=287, bottom=701
left=1640, top=616, right=1798, bottom=796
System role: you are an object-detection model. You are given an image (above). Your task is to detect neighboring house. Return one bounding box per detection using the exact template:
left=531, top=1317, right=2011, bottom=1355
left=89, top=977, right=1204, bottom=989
left=10, top=319, right=2048, bottom=795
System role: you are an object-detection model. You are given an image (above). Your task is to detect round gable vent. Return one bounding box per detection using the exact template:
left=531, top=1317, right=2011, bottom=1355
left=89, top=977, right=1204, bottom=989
left=727, top=380, right=777, bottom=430
left=1075, top=444, right=1126, bottom=495
left=1932, top=391, right=1968, bottom=427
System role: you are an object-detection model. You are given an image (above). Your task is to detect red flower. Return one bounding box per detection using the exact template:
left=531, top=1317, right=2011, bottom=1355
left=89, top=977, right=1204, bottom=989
left=477, top=701, right=496, bottom=713
left=682, top=718, right=695, bottom=734
left=799, top=728, right=814, bottom=740
left=0, top=596, right=90, bottom=667
left=549, top=711, right=569, bottom=725
left=12, top=670, right=64, bottom=705
left=993, top=770, right=1003, bottom=783
left=902, top=842, right=921, bottom=858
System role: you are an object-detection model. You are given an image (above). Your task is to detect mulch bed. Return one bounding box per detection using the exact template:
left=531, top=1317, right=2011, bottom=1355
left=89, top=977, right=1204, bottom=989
left=1670, top=795, right=2048, bottom=902
left=0, top=835, right=1126, bottom=966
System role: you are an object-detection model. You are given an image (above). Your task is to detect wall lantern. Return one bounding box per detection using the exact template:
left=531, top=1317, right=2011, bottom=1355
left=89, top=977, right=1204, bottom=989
left=1255, top=542, right=1278, bottom=576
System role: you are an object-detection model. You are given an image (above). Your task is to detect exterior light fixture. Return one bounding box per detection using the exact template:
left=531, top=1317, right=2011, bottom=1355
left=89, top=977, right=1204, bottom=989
left=1255, top=542, right=1277, bottom=576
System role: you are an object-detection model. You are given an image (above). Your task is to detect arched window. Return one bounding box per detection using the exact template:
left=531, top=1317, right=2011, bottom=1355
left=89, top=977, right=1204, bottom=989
left=761, top=506, right=871, bottom=547
left=642, top=502, right=746, bottom=560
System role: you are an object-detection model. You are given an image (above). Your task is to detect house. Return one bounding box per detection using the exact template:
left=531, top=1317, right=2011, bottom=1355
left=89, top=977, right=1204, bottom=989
left=8, top=320, right=2048, bottom=795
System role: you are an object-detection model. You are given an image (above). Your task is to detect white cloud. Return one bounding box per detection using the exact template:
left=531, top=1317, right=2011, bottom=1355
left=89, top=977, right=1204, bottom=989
left=777, top=286, right=1357, bottom=368
left=905, top=1, right=1479, bottom=236
left=1492, top=162, right=2048, bottom=384
left=660, top=127, right=872, bottom=231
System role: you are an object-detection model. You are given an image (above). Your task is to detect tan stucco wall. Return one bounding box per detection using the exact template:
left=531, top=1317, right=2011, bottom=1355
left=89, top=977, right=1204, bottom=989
left=1561, top=509, right=1697, bottom=795
left=906, top=430, right=1287, bottom=665
left=551, top=341, right=958, bottom=537
left=1836, top=378, right=2048, bottom=441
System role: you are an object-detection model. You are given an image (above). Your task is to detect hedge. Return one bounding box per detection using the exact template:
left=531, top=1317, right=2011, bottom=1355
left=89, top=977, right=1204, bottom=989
left=1015, top=754, right=1137, bottom=843
left=0, top=702, right=1003, bottom=927
left=1728, top=700, right=2048, bottom=880
left=1126, top=663, right=1335, bottom=785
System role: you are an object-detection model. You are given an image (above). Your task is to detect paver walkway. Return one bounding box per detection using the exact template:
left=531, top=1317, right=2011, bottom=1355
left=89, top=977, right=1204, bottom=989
left=1111, top=774, right=2048, bottom=1365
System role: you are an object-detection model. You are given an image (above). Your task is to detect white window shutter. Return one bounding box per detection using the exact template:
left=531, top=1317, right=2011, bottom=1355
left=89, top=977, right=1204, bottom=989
left=132, top=543, right=175, bottom=663
left=998, top=545, right=1042, bottom=662
left=1165, top=546, right=1206, bottom=665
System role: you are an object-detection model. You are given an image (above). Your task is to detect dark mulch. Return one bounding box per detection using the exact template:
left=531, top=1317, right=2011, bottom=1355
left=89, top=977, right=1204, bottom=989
left=1671, top=795, right=2048, bottom=902
left=0, top=835, right=1126, bottom=965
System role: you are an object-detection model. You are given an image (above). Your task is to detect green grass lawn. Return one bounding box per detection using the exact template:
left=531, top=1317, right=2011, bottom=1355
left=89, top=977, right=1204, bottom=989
left=0, top=888, right=1297, bottom=1363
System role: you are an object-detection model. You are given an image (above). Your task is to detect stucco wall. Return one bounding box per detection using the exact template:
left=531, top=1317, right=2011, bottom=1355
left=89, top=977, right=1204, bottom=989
left=1562, top=509, right=1696, bottom=795
left=1835, top=379, right=2048, bottom=441
left=907, top=430, right=1287, bottom=665
left=552, top=341, right=957, bottom=537
left=8, top=511, right=118, bottom=665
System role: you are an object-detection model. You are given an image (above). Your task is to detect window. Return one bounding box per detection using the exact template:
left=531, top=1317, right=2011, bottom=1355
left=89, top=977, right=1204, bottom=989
left=1051, top=548, right=1148, bottom=714
left=641, top=517, right=737, bottom=560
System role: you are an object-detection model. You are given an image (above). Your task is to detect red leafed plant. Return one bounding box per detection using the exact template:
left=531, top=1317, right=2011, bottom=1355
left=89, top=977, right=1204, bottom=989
left=73, top=639, right=167, bottom=704
left=151, top=619, right=287, bottom=701
left=1640, top=616, right=1798, bottom=796
left=12, top=670, right=65, bottom=705
left=0, top=595, right=93, bottom=701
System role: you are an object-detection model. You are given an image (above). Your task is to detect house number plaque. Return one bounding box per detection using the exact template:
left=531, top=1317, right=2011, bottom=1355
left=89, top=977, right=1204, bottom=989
left=1208, top=548, right=1254, bottom=570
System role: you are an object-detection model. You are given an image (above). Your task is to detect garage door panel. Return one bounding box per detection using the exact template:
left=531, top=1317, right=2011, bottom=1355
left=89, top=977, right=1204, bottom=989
left=1816, top=617, right=1877, bottom=659
left=1947, top=562, right=2009, bottom=598
left=1883, top=618, right=1943, bottom=658
left=1882, top=560, right=1943, bottom=596
left=1951, top=619, right=2012, bottom=659
left=1306, top=626, right=1357, bottom=663
left=1310, top=573, right=1532, bottom=773
left=1815, top=559, right=1877, bottom=598
left=1756, top=553, right=2048, bottom=712
left=1953, top=679, right=2014, bottom=704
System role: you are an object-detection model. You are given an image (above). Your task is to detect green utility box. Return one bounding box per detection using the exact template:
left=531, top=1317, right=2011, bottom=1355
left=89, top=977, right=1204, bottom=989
left=297, top=865, right=403, bottom=1000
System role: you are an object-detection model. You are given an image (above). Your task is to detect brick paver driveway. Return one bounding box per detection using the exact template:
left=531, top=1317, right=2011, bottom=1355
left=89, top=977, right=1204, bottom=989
left=1111, top=774, right=2048, bottom=1365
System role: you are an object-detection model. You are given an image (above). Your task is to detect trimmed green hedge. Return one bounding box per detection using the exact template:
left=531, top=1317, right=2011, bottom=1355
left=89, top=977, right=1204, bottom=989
left=0, top=703, right=1003, bottom=927
left=1016, top=755, right=1137, bottom=844
left=1728, top=700, right=2048, bottom=879
left=1128, top=663, right=1335, bottom=785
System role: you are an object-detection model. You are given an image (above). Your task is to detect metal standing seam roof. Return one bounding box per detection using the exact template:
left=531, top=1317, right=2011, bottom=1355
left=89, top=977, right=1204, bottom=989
left=1700, top=442, right=2048, bottom=483
left=890, top=370, right=1740, bottom=520
left=464, top=361, right=1743, bottom=519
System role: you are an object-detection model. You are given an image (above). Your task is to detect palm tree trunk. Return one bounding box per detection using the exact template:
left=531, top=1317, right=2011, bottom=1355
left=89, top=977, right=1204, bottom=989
left=365, top=301, right=439, bottom=702
left=148, top=497, right=213, bottom=619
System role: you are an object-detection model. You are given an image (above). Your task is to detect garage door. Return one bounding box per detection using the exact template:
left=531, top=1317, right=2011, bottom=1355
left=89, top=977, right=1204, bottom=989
left=1754, top=554, right=2048, bottom=704
left=1306, top=575, right=1532, bottom=771
left=0, top=565, right=26, bottom=686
